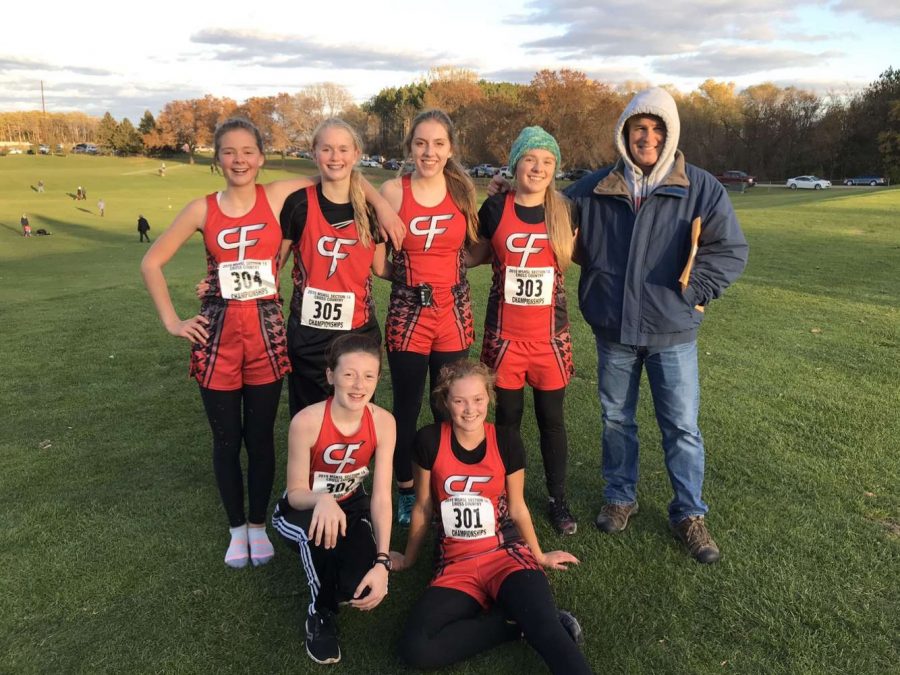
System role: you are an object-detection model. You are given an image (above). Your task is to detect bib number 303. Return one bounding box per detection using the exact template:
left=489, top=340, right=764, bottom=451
left=504, top=266, right=554, bottom=306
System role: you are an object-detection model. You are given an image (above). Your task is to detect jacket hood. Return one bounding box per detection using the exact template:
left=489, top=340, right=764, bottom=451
left=614, top=87, right=680, bottom=195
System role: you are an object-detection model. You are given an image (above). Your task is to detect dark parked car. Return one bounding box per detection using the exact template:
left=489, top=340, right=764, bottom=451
left=843, top=175, right=886, bottom=186
left=716, top=170, right=756, bottom=187
left=564, top=168, right=592, bottom=181
left=383, top=159, right=402, bottom=171
left=470, top=164, right=498, bottom=178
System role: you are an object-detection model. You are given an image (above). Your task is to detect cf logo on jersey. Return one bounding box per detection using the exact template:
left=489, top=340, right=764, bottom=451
left=444, top=475, right=492, bottom=496
left=217, top=223, right=267, bottom=261
left=317, top=236, right=357, bottom=278
left=323, top=442, right=363, bottom=473
left=409, top=214, right=453, bottom=250
left=506, top=232, right=549, bottom=266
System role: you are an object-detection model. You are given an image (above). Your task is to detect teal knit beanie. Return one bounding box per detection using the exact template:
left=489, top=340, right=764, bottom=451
left=508, top=126, right=561, bottom=174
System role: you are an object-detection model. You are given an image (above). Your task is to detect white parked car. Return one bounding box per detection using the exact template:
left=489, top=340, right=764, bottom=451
left=497, top=165, right=513, bottom=179
left=359, top=158, right=382, bottom=168
left=786, top=175, right=831, bottom=190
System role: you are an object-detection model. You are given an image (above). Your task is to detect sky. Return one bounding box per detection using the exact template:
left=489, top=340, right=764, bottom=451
left=2, top=0, right=898, bottom=121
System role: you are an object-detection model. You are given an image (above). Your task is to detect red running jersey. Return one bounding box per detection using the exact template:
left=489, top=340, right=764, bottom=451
left=289, top=185, right=376, bottom=330
left=485, top=192, right=568, bottom=340
left=393, top=174, right=468, bottom=289
left=430, top=422, right=516, bottom=563
left=308, top=398, right=378, bottom=502
left=201, top=184, right=282, bottom=302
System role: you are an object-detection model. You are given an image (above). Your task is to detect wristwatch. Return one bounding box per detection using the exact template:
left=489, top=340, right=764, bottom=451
left=373, top=552, right=392, bottom=571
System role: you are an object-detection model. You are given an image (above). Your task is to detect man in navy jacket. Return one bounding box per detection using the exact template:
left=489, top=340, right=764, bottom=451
left=566, top=87, right=748, bottom=563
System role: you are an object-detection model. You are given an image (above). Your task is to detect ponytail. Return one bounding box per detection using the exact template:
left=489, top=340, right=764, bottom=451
left=348, top=169, right=373, bottom=247
left=543, top=188, right=574, bottom=272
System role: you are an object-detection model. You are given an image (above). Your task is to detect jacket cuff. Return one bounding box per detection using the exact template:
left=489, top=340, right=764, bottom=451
left=682, top=285, right=699, bottom=307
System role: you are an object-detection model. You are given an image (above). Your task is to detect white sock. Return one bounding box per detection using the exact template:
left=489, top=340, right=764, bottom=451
left=248, top=526, right=274, bottom=567
left=225, top=524, right=249, bottom=568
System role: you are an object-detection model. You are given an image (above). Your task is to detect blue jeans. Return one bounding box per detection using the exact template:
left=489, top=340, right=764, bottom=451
left=595, top=338, right=708, bottom=523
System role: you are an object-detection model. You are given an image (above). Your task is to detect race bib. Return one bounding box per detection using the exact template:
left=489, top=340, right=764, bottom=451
left=300, top=287, right=355, bottom=330
left=311, top=466, right=370, bottom=500
left=218, top=259, right=276, bottom=301
left=440, top=494, right=496, bottom=540
left=503, top=266, right=554, bottom=306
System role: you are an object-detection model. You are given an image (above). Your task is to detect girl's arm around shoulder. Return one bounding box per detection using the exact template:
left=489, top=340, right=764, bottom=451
left=263, top=175, right=318, bottom=217
left=506, top=469, right=579, bottom=571
left=379, top=177, right=404, bottom=214
left=361, top=178, right=405, bottom=250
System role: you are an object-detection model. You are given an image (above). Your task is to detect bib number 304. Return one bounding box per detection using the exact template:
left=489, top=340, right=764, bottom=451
left=218, top=260, right=276, bottom=301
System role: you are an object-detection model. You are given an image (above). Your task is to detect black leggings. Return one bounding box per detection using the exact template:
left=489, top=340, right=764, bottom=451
left=496, top=386, right=568, bottom=500
left=400, top=569, right=592, bottom=674
left=388, top=348, right=468, bottom=483
left=199, top=381, right=282, bottom=527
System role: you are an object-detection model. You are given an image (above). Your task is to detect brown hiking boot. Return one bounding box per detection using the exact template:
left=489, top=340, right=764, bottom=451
left=672, top=516, right=720, bottom=564
left=594, top=502, right=638, bottom=533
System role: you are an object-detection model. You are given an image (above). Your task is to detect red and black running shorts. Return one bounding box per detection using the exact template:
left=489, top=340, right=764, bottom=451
left=385, top=283, right=474, bottom=354
left=480, top=329, right=574, bottom=390
left=430, top=542, right=542, bottom=609
left=190, top=298, right=291, bottom=390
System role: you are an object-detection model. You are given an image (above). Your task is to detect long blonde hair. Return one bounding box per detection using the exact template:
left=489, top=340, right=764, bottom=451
left=404, top=109, right=478, bottom=243
left=312, top=118, right=374, bottom=247
left=542, top=188, right=574, bottom=272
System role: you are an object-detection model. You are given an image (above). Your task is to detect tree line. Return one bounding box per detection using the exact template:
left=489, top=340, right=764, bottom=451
left=2, top=66, right=898, bottom=181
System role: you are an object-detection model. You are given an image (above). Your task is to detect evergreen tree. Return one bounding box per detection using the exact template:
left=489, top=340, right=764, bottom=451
left=96, top=112, right=119, bottom=150
left=138, top=110, right=156, bottom=135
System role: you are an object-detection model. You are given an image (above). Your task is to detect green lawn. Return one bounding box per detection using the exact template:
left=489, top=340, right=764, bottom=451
left=1, top=154, right=897, bottom=673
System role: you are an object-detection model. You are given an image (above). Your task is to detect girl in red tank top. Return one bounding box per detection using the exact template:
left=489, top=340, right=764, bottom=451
left=272, top=334, right=396, bottom=665
left=389, top=360, right=591, bottom=674
left=279, top=119, right=390, bottom=416
left=471, top=126, right=579, bottom=537
left=144, top=116, right=406, bottom=570
left=378, top=109, right=480, bottom=526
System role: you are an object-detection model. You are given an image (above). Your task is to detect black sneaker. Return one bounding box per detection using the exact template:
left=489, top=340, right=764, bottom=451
left=547, top=498, right=578, bottom=535
left=558, top=609, right=585, bottom=647
left=305, top=610, right=340, bottom=664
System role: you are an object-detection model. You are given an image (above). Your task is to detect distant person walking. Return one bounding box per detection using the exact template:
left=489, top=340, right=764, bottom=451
left=76, top=186, right=84, bottom=200
left=37, top=179, right=45, bottom=193
left=98, top=199, right=106, bottom=217
left=21, top=213, right=32, bottom=237
left=159, top=163, right=167, bottom=177
left=138, top=215, right=151, bottom=242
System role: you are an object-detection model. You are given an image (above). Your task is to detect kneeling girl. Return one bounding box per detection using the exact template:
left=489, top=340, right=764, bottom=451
left=272, top=334, right=396, bottom=665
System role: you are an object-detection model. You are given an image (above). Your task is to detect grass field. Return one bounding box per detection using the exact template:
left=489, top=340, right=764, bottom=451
left=1, top=154, right=898, bottom=674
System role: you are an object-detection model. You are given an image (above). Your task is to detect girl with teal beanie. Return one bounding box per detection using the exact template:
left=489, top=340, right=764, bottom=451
left=472, top=126, right=579, bottom=535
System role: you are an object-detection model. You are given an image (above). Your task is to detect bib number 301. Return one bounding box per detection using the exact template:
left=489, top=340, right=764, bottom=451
left=440, top=494, right=496, bottom=540
left=218, top=260, right=276, bottom=301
